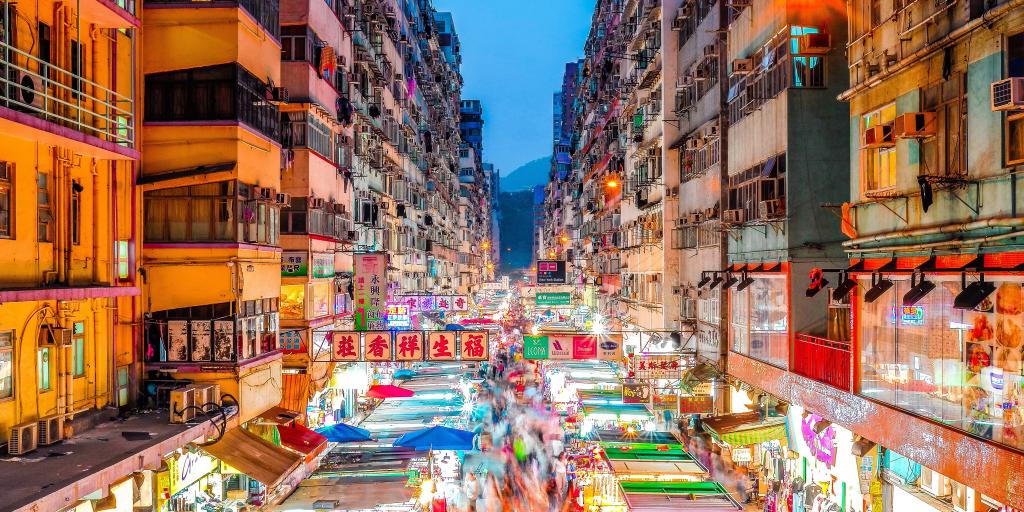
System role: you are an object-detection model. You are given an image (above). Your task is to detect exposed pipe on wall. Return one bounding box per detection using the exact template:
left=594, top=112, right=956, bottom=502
left=837, top=0, right=1024, bottom=101
left=848, top=228, right=1024, bottom=254
left=842, top=217, right=1024, bottom=247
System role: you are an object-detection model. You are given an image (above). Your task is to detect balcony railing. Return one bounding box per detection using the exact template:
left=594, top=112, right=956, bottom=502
left=793, top=333, right=851, bottom=392
left=0, top=41, right=135, bottom=147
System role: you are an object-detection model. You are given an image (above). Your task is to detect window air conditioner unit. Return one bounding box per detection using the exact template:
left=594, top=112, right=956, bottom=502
left=797, top=33, right=830, bottom=54
left=893, top=112, right=936, bottom=138
left=991, top=77, right=1024, bottom=111
left=38, top=325, right=72, bottom=347
left=705, top=122, right=720, bottom=138
left=310, top=197, right=326, bottom=209
left=732, top=59, right=754, bottom=75
left=8, top=422, right=39, bottom=455
left=863, top=124, right=895, bottom=147
left=686, top=212, right=703, bottom=224
left=38, top=415, right=64, bottom=445
left=758, top=199, right=786, bottom=219
left=271, top=87, right=290, bottom=102
left=169, top=386, right=196, bottom=424
left=259, top=187, right=274, bottom=201
left=8, top=70, right=45, bottom=111
left=722, top=209, right=746, bottom=224
left=276, top=192, right=292, bottom=206
left=703, top=44, right=716, bottom=58
left=705, top=206, right=718, bottom=219
left=191, top=383, right=221, bottom=413
left=685, top=138, right=702, bottom=151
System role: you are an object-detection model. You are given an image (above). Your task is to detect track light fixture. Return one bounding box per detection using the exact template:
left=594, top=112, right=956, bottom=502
left=902, top=271, right=935, bottom=307
left=831, top=271, right=858, bottom=300
left=736, top=271, right=755, bottom=292
left=722, top=272, right=740, bottom=289
left=954, top=272, right=996, bottom=311
left=863, top=272, right=894, bottom=304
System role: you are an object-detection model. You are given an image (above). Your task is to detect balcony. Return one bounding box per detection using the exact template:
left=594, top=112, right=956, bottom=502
left=146, top=0, right=280, bottom=39
left=0, top=40, right=135, bottom=152
left=793, top=333, right=851, bottom=392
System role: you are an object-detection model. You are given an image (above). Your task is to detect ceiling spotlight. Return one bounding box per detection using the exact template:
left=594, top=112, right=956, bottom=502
left=722, top=272, right=740, bottom=289
left=954, top=273, right=996, bottom=310
left=831, top=272, right=858, bottom=299
left=902, top=271, right=935, bottom=307
left=697, top=272, right=711, bottom=288
left=863, top=273, right=894, bottom=304
left=707, top=273, right=724, bottom=290
left=736, top=271, right=755, bottom=291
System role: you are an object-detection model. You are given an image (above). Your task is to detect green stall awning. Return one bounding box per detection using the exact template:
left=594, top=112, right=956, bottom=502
left=600, top=442, right=694, bottom=462
left=700, top=411, right=788, bottom=447
left=619, top=480, right=730, bottom=496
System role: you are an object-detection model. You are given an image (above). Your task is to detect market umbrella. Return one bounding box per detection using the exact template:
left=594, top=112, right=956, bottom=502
left=366, top=384, right=415, bottom=399
left=316, top=423, right=373, bottom=443
left=392, top=425, right=476, bottom=451
left=393, top=369, right=416, bottom=380
left=445, top=323, right=466, bottom=330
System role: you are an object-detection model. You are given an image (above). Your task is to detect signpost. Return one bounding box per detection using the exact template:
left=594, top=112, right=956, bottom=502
left=536, top=292, right=572, bottom=306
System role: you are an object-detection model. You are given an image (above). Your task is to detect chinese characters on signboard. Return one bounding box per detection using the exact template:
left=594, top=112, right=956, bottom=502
left=354, top=253, right=387, bottom=331
left=326, top=331, right=488, bottom=361
left=389, top=295, right=470, bottom=312
left=632, top=355, right=683, bottom=380
left=622, top=383, right=652, bottom=404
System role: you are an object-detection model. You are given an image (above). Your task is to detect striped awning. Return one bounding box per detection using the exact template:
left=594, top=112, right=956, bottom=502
left=701, top=411, right=788, bottom=447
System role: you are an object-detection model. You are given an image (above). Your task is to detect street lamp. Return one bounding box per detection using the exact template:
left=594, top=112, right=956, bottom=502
left=548, top=250, right=556, bottom=258
left=560, top=235, right=570, bottom=244
left=605, top=178, right=619, bottom=189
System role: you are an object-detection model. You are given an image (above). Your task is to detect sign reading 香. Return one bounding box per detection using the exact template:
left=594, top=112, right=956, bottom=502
left=523, top=335, right=549, bottom=359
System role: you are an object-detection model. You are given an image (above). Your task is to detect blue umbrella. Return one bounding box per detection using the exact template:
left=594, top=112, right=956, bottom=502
left=393, top=369, right=416, bottom=380
left=392, top=425, right=476, bottom=451
left=445, top=323, right=466, bottom=331
left=316, top=423, right=373, bottom=443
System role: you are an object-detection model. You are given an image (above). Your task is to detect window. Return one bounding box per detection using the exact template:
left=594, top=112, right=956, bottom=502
left=37, top=172, right=52, bottom=242
left=0, top=331, right=12, bottom=400
left=38, top=22, right=51, bottom=79
left=791, top=27, right=825, bottom=88
left=870, top=0, right=882, bottom=28
left=116, top=366, right=129, bottom=406
left=861, top=103, right=897, bottom=193
left=73, top=321, right=85, bottom=377
left=0, top=161, right=12, bottom=238
left=116, top=240, right=130, bottom=279
left=38, top=347, right=51, bottom=391
left=70, top=40, right=84, bottom=99
left=921, top=76, right=966, bottom=176
left=145, top=181, right=278, bottom=245
left=726, top=153, right=786, bottom=221
left=730, top=276, right=788, bottom=367
left=71, top=180, right=81, bottom=245
left=1006, top=33, right=1024, bottom=165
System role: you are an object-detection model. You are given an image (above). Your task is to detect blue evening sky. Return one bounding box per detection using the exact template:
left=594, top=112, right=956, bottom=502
left=433, top=0, right=595, bottom=175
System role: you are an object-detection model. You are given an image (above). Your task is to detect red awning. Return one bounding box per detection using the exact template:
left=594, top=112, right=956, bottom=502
left=366, top=384, right=415, bottom=399
left=279, top=423, right=328, bottom=455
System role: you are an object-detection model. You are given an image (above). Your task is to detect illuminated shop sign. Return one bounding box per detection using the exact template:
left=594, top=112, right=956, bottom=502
left=887, top=305, right=925, bottom=326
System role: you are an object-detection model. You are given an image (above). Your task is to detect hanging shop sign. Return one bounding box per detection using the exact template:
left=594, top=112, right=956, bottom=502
left=521, top=334, right=623, bottom=361
left=166, top=451, right=218, bottom=497
left=280, top=329, right=305, bottom=354
left=389, top=295, right=470, bottom=312
left=731, top=447, right=752, bottom=463
left=386, top=304, right=412, bottom=329
left=312, top=253, right=335, bottom=278
left=354, top=253, right=388, bottom=331
left=536, top=292, right=572, bottom=307
left=282, top=251, right=308, bottom=277
left=395, top=331, right=424, bottom=361
left=632, top=355, right=683, bottom=380
left=326, top=331, right=490, bottom=361
left=678, top=395, right=714, bottom=415
left=460, top=330, right=489, bottom=361
left=801, top=413, right=838, bottom=468
left=622, top=383, right=652, bottom=404
left=536, top=260, right=567, bottom=284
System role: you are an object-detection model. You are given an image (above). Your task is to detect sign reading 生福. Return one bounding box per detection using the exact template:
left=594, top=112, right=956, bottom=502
left=354, top=253, right=387, bottom=331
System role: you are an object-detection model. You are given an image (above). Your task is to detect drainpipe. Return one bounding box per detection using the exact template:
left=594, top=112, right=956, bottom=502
left=53, top=150, right=65, bottom=285
left=842, top=217, right=1024, bottom=248
left=91, top=160, right=100, bottom=284
left=838, top=0, right=1024, bottom=101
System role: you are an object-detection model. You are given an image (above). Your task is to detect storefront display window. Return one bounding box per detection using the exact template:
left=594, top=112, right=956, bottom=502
left=730, top=276, right=788, bottom=368
left=858, top=276, right=1024, bottom=451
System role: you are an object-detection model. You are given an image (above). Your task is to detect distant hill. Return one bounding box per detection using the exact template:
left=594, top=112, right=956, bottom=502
left=501, top=156, right=550, bottom=192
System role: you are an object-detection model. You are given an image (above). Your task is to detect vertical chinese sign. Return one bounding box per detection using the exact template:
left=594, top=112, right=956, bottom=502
left=460, top=331, right=489, bottom=361
left=354, top=253, right=387, bottom=331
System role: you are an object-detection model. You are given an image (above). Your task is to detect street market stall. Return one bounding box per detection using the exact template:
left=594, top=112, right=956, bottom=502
left=619, top=481, right=741, bottom=511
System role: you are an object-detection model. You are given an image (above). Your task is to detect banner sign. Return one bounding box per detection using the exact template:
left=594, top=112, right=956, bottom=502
left=537, top=260, right=567, bottom=284
left=632, top=355, right=683, bottom=380
left=522, top=334, right=623, bottom=361
left=312, top=253, right=334, bottom=278
left=536, top=292, right=572, bottom=307
left=354, top=253, right=387, bottom=331
left=279, top=329, right=305, bottom=354
left=622, top=383, right=652, bottom=404
left=328, top=331, right=489, bottom=362
left=389, top=295, right=470, bottom=312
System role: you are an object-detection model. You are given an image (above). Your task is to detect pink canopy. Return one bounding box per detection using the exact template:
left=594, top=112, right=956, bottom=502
left=366, top=384, right=415, bottom=399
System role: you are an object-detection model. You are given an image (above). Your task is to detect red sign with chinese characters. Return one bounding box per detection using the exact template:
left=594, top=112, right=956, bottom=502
left=428, top=332, right=456, bottom=361
left=362, top=331, right=392, bottom=361
left=460, top=331, right=489, bottom=361
left=331, top=331, right=360, bottom=361
left=395, top=332, right=424, bottom=361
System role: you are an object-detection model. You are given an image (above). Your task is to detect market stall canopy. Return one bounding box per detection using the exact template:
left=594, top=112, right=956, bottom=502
left=700, top=411, right=787, bottom=446
left=600, top=442, right=695, bottom=462
left=316, top=423, right=374, bottom=443
left=620, top=481, right=740, bottom=511
left=610, top=459, right=706, bottom=476
left=596, top=430, right=678, bottom=445
left=393, top=369, right=416, bottom=380
left=257, top=406, right=302, bottom=426
left=200, top=427, right=301, bottom=488
left=581, top=403, right=653, bottom=420
left=279, top=423, right=328, bottom=455
left=366, top=384, right=416, bottom=399
left=392, top=425, right=476, bottom=451
left=577, top=389, right=624, bottom=405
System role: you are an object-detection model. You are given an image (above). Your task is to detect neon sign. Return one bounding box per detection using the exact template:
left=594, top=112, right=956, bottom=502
left=887, top=305, right=925, bottom=326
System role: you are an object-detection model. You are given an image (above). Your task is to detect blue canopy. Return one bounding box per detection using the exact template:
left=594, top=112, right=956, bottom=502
left=392, top=425, right=476, bottom=451
left=316, top=422, right=373, bottom=443
left=393, top=369, right=416, bottom=379
left=445, top=323, right=466, bottom=331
